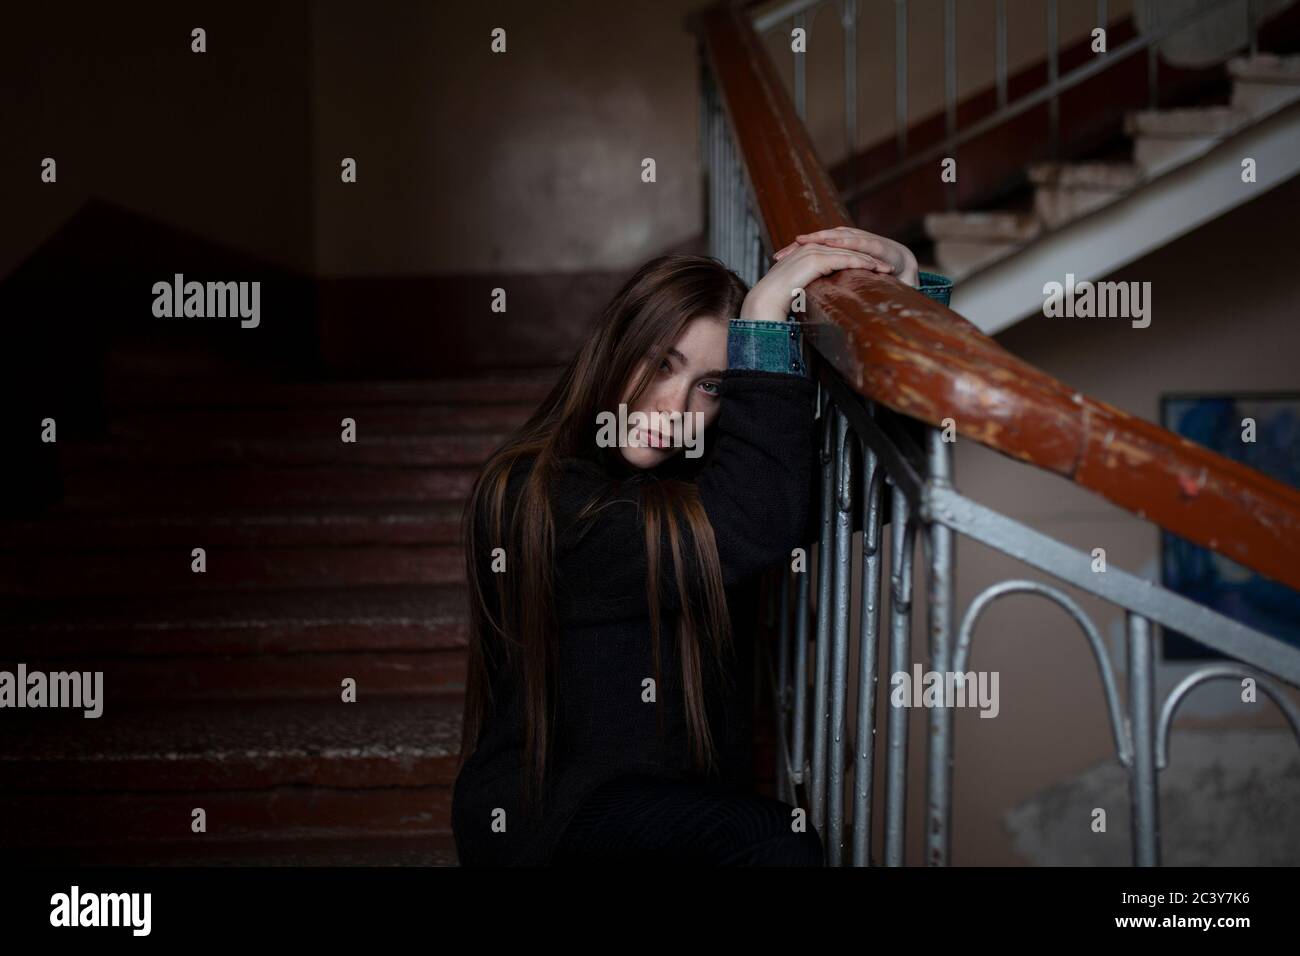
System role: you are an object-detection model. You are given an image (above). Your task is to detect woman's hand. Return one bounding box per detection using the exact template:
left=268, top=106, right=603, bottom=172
left=775, top=227, right=920, bottom=288
left=741, top=227, right=920, bottom=323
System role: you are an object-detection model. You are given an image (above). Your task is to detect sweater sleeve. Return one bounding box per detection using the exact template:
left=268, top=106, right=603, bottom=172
left=550, top=370, right=816, bottom=621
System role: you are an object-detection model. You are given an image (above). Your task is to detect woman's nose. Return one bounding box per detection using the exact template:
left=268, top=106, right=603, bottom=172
left=658, top=380, right=691, bottom=414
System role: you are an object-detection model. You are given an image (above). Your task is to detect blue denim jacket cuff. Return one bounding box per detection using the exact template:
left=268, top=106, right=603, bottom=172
left=728, top=318, right=806, bottom=376
left=918, top=271, right=953, bottom=307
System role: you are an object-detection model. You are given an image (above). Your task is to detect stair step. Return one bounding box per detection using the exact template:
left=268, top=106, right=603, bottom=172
left=56, top=464, right=477, bottom=510
left=1125, top=105, right=1250, bottom=176
left=3, top=835, right=460, bottom=866
left=0, top=650, right=468, bottom=701
left=923, top=210, right=1041, bottom=242
left=1028, top=161, right=1143, bottom=229
left=0, top=697, right=463, bottom=791
left=1123, top=105, right=1250, bottom=138
left=105, top=372, right=558, bottom=411
left=0, top=542, right=464, bottom=597
left=0, top=786, right=451, bottom=849
left=107, top=403, right=533, bottom=439
left=2, top=835, right=460, bottom=866
left=924, top=211, right=1040, bottom=278
left=0, top=503, right=464, bottom=550
left=1229, top=52, right=1300, bottom=85
left=59, top=433, right=505, bottom=469
left=1230, top=53, right=1300, bottom=118
left=1027, top=161, right=1143, bottom=191
left=0, top=585, right=468, bottom=656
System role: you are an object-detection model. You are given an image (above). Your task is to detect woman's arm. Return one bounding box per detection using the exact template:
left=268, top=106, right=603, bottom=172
left=549, top=236, right=951, bottom=622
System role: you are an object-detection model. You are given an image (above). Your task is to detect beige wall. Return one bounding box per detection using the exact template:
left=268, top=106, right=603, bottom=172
left=309, top=0, right=1138, bottom=276
left=310, top=0, right=709, bottom=276
left=4, top=0, right=1141, bottom=280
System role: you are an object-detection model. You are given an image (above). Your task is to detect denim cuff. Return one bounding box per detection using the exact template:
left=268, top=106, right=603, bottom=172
left=728, top=318, right=806, bottom=377
left=918, top=271, right=953, bottom=307
left=727, top=271, right=951, bottom=376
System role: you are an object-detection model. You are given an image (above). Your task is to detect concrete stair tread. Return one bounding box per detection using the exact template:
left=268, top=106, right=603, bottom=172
left=923, top=211, right=1041, bottom=242
left=1228, top=52, right=1300, bottom=84
left=0, top=697, right=464, bottom=791
left=1027, top=161, right=1142, bottom=190
left=1124, top=105, right=1249, bottom=137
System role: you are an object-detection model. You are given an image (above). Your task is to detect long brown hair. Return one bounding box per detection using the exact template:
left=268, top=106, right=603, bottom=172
left=457, top=254, right=749, bottom=813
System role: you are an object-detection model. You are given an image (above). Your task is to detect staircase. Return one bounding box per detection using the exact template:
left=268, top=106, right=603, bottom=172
left=923, top=53, right=1300, bottom=306
left=0, top=349, right=558, bottom=865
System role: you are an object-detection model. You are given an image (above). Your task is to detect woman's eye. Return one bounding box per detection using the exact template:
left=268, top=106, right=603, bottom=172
left=699, top=381, right=720, bottom=396
left=658, top=358, right=672, bottom=373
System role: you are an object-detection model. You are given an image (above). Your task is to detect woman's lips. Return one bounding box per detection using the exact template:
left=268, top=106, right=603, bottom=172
left=637, top=426, right=672, bottom=449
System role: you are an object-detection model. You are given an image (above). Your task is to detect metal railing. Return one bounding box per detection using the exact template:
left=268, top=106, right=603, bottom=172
left=750, top=0, right=1267, bottom=206
left=699, top=6, right=1300, bottom=866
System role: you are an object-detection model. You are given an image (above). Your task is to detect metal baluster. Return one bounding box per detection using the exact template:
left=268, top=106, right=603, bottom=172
left=791, top=525, right=812, bottom=800
left=852, top=436, right=885, bottom=866
left=1097, top=0, right=1108, bottom=36
left=842, top=0, right=858, bottom=181
left=1147, top=0, right=1159, bottom=109
left=883, top=474, right=915, bottom=866
left=704, top=67, right=715, bottom=261
left=1127, top=613, right=1161, bottom=866
left=726, top=126, right=739, bottom=270
left=712, top=77, right=723, bottom=262
left=810, top=405, right=837, bottom=839
left=995, top=0, right=1007, bottom=109
left=795, top=12, right=807, bottom=121
left=943, top=0, right=957, bottom=210
left=895, top=0, right=908, bottom=159
left=1248, top=0, right=1259, bottom=59
left=1048, top=0, right=1059, bottom=158
left=924, top=430, right=956, bottom=866
left=731, top=128, right=743, bottom=272
left=828, top=413, right=855, bottom=864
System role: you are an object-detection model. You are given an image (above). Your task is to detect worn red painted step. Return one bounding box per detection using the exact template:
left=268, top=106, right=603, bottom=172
left=0, top=503, right=464, bottom=551
left=104, top=369, right=559, bottom=410
left=0, top=697, right=464, bottom=792
left=1, top=835, right=460, bottom=866
left=57, top=464, right=478, bottom=510
left=1, top=649, right=468, bottom=701
left=0, top=786, right=455, bottom=851
left=59, top=433, right=507, bottom=470
left=0, top=585, right=469, bottom=657
left=107, top=403, right=533, bottom=438
left=0, top=542, right=465, bottom=597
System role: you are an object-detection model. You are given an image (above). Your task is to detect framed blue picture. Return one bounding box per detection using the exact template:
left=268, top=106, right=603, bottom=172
left=1159, top=393, right=1300, bottom=661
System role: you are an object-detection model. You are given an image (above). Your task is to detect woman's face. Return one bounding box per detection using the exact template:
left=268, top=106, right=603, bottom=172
left=617, top=315, right=727, bottom=469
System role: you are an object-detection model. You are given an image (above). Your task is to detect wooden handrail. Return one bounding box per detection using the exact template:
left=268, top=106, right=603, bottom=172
left=700, top=1, right=1300, bottom=593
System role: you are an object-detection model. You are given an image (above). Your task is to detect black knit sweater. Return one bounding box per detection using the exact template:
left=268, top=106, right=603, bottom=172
left=451, top=368, right=818, bottom=866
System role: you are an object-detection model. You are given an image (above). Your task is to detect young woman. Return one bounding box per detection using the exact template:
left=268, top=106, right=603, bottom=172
left=451, top=227, right=953, bottom=866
